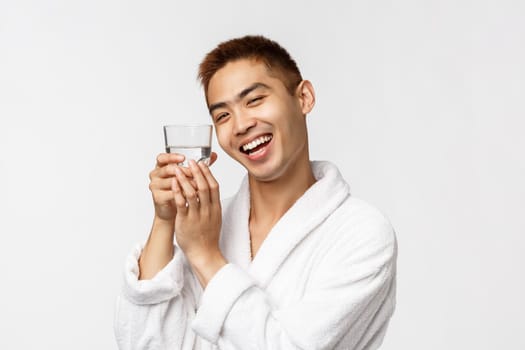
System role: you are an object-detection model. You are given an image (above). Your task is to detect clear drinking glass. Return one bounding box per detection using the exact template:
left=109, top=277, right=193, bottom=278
left=163, top=124, right=213, bottom=166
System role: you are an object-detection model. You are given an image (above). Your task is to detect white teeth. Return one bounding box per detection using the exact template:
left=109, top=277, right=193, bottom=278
left=242, top=135, right=272, bottom=152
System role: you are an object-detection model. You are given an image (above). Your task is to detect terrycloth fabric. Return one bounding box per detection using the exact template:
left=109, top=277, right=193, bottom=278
left=115, top=161, right=397, bottom=350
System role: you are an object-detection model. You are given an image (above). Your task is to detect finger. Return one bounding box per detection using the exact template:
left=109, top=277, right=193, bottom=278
left=171, top=178, right=188, bottom=214
left=149, top=165, right=172, bottom=181
left=152, top=163, right=193, bottom=180
left=199, top=161, right=220, bottom=204
left=179, top=166, right=193, bottom=178
left=208, top=152, right=218, bottom=166
left=156, top=153, right=185, bottom=168
left=189, top=160, right=210, bottom=206
left=174, top=166, right=199, bottom=208
left=149, top=177, right=175, bottom=192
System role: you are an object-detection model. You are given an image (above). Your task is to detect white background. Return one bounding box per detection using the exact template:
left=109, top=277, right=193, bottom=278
left=1, top=1, right=524, bottom=349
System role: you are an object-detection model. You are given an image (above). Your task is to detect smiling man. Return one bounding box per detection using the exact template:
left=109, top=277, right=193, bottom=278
left=115, top=35, right=397, bottom=350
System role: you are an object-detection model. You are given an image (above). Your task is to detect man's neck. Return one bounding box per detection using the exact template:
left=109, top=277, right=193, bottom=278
left=248, top=158, right=316, bottom=229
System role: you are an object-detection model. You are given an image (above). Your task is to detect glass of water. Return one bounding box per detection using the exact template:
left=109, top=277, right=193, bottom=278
left=163, top=124, right=212, bottom=166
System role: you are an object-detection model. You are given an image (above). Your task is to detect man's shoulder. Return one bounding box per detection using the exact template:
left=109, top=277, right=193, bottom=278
left=339, top=196, right=390, bottom=222
left=329, top=195, right=396, bottom=246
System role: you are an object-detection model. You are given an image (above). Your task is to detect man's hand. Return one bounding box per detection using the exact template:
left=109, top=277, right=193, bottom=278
left=172, top=159, right=227, bottom=287
left=149, top=153, right=217, bottom=222
left=139, top=153, right=217, bottom=280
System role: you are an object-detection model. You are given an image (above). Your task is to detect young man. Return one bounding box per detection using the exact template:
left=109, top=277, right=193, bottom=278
left=115, top=35, right=397, bottom=350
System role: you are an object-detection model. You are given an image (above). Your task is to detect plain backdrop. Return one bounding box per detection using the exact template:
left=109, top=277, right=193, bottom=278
left=1, top=1, right=524, bottom=349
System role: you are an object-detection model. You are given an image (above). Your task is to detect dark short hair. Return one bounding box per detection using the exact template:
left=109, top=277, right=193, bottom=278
left=198, top=35, right=303, bottom=98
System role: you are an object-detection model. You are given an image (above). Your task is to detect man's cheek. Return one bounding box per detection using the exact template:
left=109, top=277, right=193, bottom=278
left=216, top=135, right=230, bottom=154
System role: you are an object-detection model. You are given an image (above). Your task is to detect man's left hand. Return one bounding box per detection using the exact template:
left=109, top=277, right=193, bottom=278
left=172, top=159, right=227, bottom=287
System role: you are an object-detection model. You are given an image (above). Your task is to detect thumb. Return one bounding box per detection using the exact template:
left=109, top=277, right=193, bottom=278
left=208, top=152, right=218, bottom=166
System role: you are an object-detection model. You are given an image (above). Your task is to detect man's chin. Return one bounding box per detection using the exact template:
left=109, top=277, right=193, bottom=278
left=245, top=163, right=287, bottom=183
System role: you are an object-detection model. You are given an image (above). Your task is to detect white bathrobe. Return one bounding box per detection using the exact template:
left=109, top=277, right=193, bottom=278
left=115, top=161, right=397, bottom=350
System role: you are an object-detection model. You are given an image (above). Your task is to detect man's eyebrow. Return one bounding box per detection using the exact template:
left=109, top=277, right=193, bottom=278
left=208, top=102, right=227, bottom=115
left=238, top=82, right=270, bottom=99
left=208, top=82, right=270, bottom=115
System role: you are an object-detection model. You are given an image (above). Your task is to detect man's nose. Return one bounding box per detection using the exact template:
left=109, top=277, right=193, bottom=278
left=233, top=114, right=257, bottom=135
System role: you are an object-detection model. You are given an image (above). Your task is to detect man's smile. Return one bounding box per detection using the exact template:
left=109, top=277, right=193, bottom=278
left=239, top=134, right=273, bottom=155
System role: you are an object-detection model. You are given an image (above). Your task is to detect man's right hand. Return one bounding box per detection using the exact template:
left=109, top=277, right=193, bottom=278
left=148, top=153, right=218, bottom=222
left=149, top=153, right=186, bottom=222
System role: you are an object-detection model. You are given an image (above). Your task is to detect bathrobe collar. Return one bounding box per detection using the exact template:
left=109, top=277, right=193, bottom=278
left=219, top=161, right=350, bottom=287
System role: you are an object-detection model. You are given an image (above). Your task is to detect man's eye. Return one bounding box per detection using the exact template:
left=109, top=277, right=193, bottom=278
left=248, top=96, right=264, bottom=105
left=215, top=112, right=229, bottom=122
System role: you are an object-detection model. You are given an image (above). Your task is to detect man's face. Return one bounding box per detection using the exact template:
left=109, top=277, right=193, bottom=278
left=207, top=59, right=312, bottom=182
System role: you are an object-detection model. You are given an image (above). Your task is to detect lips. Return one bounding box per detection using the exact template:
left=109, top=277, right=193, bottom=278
left=240, top=134, right=273, bottom=155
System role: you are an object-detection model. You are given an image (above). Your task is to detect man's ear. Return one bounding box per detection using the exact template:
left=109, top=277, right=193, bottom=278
left=296, top=80, right=315, bottom=115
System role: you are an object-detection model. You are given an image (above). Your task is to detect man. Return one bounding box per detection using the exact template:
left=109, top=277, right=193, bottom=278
left=115, top=35, right=397, bottom=350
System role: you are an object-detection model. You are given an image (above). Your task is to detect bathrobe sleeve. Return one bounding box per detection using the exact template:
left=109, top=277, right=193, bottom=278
left=114, top=243, right=201, bottom=350
left=192, top=217, right=397, bottom=350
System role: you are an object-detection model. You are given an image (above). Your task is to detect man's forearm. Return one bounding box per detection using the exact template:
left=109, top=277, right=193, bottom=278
left=138, top=217, right=175, bottom=280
